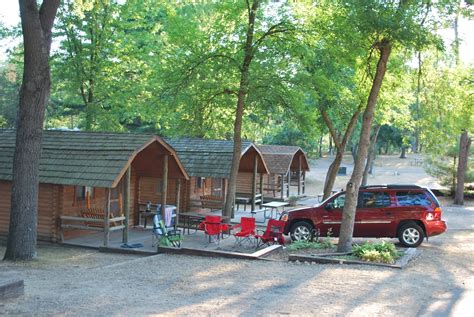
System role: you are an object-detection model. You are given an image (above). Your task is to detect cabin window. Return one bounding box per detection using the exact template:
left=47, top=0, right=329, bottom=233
left=75, top=186, right=94, bottom=200
left=196, top=177, right=205, bottom=189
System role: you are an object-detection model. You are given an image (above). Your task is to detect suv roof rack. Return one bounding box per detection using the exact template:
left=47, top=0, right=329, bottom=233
left=359, top=184, right=424, bottom=190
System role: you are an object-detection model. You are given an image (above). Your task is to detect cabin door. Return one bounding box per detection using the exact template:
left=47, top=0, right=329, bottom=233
left=211, top=178, right=223, bottom=197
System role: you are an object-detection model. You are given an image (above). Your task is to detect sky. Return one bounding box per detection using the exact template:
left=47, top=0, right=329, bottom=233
left=1, top=1, right=473, bottom=64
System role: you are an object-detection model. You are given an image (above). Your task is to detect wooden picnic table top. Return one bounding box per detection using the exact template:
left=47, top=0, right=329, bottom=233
left=179, top=211, right=229, bottom=220
left=262, top=201, right=289, bottom=208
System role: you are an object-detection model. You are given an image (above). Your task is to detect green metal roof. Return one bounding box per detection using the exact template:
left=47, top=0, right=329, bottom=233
left=0, top=129, right=158, bottom=188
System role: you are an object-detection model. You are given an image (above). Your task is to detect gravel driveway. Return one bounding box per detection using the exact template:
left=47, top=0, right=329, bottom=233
left=1, top=205, right=473, bottom=316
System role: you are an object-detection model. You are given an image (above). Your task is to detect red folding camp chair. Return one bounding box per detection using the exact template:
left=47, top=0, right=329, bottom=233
left=198, top=215, right=229, bottom=244
left=231, top=217, right=256, bottom=247
left=254, top=219, right=285, bottom=248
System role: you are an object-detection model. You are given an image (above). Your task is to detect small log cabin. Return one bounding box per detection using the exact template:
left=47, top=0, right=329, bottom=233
left=0, top=130, right=189, bottom=246
left=165, top=138, right=269, bottom=212
left=240, top=145, right=310, bottom=200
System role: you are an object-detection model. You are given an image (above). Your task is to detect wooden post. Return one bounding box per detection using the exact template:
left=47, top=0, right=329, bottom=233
left=297, top=155, right=302, bottom=196
left=251, top=154, right=258, bottom=211
left=259, top=172, right=264, bottom=208
left=175, top=178, right=181, bottom=227
left=122, top=166, right=130, bottom=243
left=104, top=188, right=111, bottom=247
left=303, top=171, right=306, bottom=194
left=161, top=154, right=169, bottom=220
left=287, top=172, right=291, bottom=198
left=280, top=174, right=284, bottom=200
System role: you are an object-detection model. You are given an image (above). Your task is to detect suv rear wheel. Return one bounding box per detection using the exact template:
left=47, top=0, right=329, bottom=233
left=398, top=222, right=424, bottom=247
left=290, top=221, right=313, bottom=241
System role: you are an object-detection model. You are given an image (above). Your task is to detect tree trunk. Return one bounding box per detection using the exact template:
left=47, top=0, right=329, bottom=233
left=328, top=135, right=333, bottom=156
left=399, top=147, right=407, bottom=159
left=453, top=0, right=461, bottom=67
left=362, top=125, right=381, bottom=186
left=4, top=0, right=60, bottom=261
left=454, top=130, right=471, bottom=205
left=323, top=151, right=343, bottom=199
left=351, top=143, right=358, bottom=163
left=223, top=0, right=259, bottom=221
left=452, top=156, right=457, bottom=195
left=337, top=40, right=392, bottom=253
left=320, top=108, right=361, bottom=201
left=318, top=136, right=323, bottom=158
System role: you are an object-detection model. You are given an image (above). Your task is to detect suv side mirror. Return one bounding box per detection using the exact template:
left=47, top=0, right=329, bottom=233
left=325, top=203, right=334, bottom=211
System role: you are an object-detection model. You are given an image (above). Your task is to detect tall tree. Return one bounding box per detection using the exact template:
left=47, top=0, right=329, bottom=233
left=338, top=39, right=392, bottom=252
left=4, top=0, right=60, bottom=261
left=337, top=0, right=439, bottom=252
left=297, top=1, right=367, bottom=200
left=454, top=130, right=471, bottom=205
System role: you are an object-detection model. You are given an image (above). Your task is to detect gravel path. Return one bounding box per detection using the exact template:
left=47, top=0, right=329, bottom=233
left=1, top=206, right=473, bottom=316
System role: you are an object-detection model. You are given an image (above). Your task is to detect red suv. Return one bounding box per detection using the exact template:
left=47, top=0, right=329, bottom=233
left=281, top=185, right=447, bottom=247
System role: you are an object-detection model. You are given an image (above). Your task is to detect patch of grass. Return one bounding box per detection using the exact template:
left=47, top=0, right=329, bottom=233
left=352, top=241, right=400, bottom=264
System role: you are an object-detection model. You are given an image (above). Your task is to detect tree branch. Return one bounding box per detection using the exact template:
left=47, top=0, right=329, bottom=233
left=39, top=0, right=60, bottom=51
left=253, top=21, right=289, bottom=48
left=320, top=108, right=342, bottom=150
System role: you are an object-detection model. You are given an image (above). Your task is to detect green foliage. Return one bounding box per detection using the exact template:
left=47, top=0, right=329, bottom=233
left=425, top=148, right=474, bottom=192
left=416, top=59, right=473, bottom=152
left=0, top=0, right=465, bottom=160
left=0, top=63, right=20, bottom=128
left=287, top=239, right=334, bottom=251
left=352, top=241, right=399, bottom=264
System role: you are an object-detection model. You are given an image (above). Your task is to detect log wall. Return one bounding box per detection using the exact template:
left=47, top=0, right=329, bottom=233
left=0, top=180, right=59, bottom=242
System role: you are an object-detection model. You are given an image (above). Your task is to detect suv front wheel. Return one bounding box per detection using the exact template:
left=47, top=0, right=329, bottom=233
left=398, top=222, right=424, bottom=247
left=290, top=221, right=313, bottom=241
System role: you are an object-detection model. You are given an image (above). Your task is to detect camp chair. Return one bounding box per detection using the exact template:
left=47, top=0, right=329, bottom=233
left=254, top=219, right=285, bottom=249
left=231, top=217, right=256, bottom=247
left=198, top=215, right=229, bottom=245
left=152, top=215, right=182, bottom=248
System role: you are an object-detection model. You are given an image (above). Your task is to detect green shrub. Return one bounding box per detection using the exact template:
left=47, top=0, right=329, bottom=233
left=287, top=239, right=334, bottom=251
left=352, top=241, right=399, bottom=264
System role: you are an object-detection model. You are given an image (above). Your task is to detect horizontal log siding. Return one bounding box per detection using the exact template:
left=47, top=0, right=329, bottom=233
left=237, top=172, right=265, bottom=195
left=137, top=176, right=182, bottom=209
left=0, top=181, right=12, bottom=240
left=61, top=186, right=109, bottom=217
left=0, top=180, right=58, bottom=242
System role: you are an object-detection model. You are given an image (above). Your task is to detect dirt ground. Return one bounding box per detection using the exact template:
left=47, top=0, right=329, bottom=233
left=304, top=154, right=444, bottom=197
left=1, top=155, right=473, bottom=316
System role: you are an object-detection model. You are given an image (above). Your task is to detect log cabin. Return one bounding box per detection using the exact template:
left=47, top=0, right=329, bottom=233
left=0, top=130, right=189, bottom=246
left=242, top=145, right=310, bottom=200
left=165, top=138, right=269, bottom=212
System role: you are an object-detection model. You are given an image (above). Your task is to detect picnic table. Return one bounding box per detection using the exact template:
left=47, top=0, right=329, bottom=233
left=235, top=193, right=262, bottom=211
left=261, top=201, right=289, bottom=219
left=179, top=211, right=230, bottom=235
left=138, top=203, right=176, bottom=228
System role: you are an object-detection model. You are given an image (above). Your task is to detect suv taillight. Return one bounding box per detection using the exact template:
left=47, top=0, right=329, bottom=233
left=427, top=207, right=442, bottom=221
